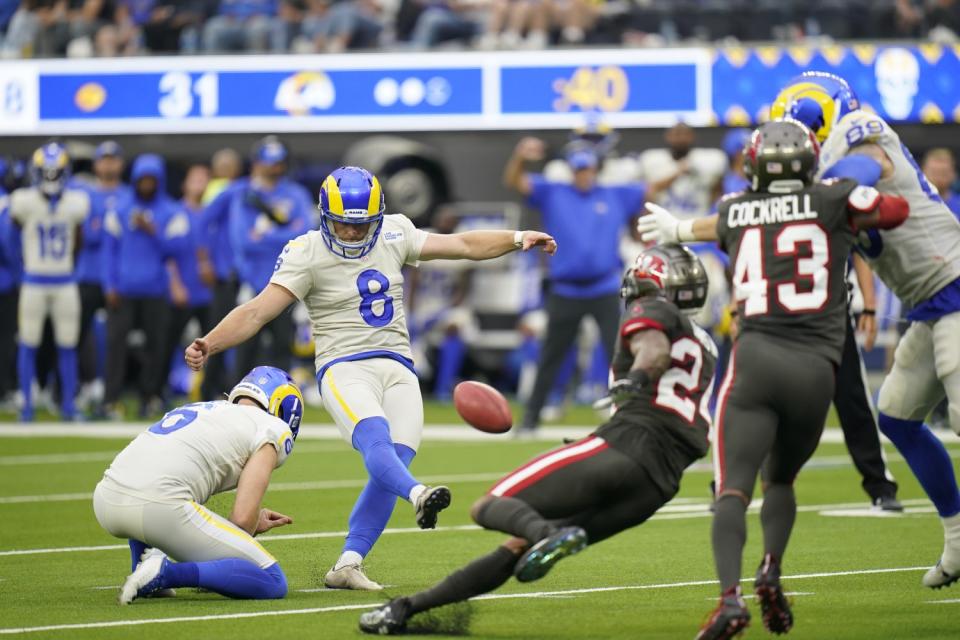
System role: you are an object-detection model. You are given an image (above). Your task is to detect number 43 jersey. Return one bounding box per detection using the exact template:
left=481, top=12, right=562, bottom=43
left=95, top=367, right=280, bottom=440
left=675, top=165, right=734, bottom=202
left=717, top=178, right=865, bottom=366
left=270, top=214, right=428, bottom=378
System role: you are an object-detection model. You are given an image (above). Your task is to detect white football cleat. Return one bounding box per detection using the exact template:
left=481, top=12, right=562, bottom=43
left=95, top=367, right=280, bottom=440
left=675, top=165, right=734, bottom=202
left=923, top=558, right=960, bottom=589
left=118, top=549, right=169, bottom=605
left=927, top=515, right=960, bottom=588
left=324, top=563, right=383, bottom=591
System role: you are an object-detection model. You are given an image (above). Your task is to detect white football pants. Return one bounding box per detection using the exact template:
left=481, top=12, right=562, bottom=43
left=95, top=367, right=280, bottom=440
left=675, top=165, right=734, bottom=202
left=92, top=482, right=277, bottom=569
left=319, top=358, right=424, bottom=451
left=878, top=310, right=960, bottom=434
left=17, top=283, right=80, bottom=348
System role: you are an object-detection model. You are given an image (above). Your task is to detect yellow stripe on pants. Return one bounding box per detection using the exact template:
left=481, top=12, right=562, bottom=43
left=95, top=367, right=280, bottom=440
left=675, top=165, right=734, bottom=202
left=325, top=370, right=359, bottom=424
left=188, top=502, right=275, bottom=563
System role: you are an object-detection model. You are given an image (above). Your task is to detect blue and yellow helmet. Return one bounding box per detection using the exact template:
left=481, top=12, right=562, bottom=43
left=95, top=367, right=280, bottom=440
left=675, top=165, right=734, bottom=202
left=228, top=366, right=304, bottom=440
left=770, top=72, right=860, bottom=143
left=30, top=142, right=70, bottom=197
left=318, top=166, right=385, bottom=259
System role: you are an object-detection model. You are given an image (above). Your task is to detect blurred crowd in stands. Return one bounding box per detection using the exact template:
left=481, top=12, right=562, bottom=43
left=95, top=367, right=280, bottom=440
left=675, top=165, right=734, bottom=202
left=0, top=0, right=958, bottom=58
left=1, top=124, right=958, bottom=422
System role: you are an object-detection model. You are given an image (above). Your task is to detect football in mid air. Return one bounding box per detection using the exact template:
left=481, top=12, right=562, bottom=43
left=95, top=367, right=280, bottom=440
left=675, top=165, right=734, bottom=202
left=453, top=381, right=513, bottom=434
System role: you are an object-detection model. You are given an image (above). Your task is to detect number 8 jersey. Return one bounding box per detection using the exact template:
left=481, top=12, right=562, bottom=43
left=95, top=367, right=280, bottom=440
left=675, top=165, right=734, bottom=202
left=717, top=178, right=866, bottom=365
left=270, top=213, right=428, bottom=380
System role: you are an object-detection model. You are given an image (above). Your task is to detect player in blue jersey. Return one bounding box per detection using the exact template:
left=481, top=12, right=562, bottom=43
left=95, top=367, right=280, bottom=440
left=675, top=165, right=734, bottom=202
left=772, top=71, right=960, bottom=588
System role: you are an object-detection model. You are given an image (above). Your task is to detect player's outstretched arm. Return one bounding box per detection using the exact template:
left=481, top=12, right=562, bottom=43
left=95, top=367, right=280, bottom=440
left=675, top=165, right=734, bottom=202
left=420, top=229, right=557, bottom=261
left=184, top=283, right=296, bottom=370
left=230, top=444, right=293, bottom=536
left=636, top=203, right=719, bottom=244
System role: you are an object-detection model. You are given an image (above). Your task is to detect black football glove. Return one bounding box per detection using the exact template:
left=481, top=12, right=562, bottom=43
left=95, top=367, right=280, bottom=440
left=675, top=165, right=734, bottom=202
left=593, top=370, right=650, bottom=411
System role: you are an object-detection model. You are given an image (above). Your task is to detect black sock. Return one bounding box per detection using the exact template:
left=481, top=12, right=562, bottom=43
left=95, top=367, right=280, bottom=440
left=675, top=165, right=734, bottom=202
left=760, top=483, right=796, bottom=562
left=475, top=496, right=555, bottom=543
left=407, top=546, right=517, bottom=615
left=712, top=494, right=748, bottom=591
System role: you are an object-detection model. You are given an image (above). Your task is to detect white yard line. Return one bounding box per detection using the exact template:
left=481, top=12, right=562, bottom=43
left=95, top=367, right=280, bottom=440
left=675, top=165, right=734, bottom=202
left=0, top=443, right=348, bottom=465
left=0, top=499, right=933, bottom=558
left=0, top=566, right=928, bottom=635
left=0, top=472, right=507, bottom=505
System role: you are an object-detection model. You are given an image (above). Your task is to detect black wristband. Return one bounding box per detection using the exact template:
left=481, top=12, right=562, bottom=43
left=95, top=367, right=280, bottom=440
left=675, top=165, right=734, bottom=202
left=628, top=370, right=651, bottom=388
left=861, top=309, right=876, bottom=316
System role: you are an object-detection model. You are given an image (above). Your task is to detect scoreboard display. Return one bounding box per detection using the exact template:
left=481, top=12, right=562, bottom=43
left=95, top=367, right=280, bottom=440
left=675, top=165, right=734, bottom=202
left=0, top=44, right=956, bottom=135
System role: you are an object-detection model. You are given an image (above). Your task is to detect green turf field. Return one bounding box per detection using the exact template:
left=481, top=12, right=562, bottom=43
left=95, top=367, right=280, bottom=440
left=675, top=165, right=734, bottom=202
left=0, top=416, right=957, bottom=639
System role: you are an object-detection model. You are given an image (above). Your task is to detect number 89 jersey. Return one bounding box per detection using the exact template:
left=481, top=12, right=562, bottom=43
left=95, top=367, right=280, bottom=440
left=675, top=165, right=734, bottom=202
left=270, top=213, right=428, bottom=378
left=717, top=179, right=861, bottom=365
left=820, top=111, right=960, bottom=308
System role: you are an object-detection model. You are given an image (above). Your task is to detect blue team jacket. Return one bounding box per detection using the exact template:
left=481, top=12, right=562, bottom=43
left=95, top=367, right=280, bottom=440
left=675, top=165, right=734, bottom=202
left=168, top=200, right=213, bottom=307
left=73, top=180, right=133, bottom=286
left=102, top=155, right=186, bottom=298
left=225, top=177, right=312, bottom=293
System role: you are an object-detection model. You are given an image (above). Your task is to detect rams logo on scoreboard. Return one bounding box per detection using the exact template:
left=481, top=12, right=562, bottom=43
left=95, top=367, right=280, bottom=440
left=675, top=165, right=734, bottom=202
left=274, top=71, right=335, bottom=115
left=74, top=82, right=106, bottom=113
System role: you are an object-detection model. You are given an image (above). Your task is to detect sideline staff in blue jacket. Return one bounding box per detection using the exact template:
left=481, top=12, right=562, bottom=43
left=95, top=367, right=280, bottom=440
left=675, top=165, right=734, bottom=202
left=202, top=136, right=310, bottom=385
left=73, top=141, right=133, bottom=403
left=163, top=164, right=215, bottom=399
left=504, top=137, right=645, bottom=434
left=102, top=154, right=188, bottom=417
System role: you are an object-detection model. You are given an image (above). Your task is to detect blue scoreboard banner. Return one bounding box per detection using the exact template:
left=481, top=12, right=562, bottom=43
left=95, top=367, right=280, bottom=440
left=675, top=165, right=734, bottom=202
left=0, top=44, right=956, bottom=135
left=712, top=43, right=960, bottom=126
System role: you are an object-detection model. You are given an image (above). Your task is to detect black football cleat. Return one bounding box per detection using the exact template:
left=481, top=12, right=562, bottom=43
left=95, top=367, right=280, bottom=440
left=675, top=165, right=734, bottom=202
left=415, top=485, right=451, bottom=530
left=872, top=496, right=904, bottom=513
left=514, top=526, right=587, bottom=583
left=754, top=554, right=793, bottom=634
left=359, top=597, right=412, bottom=635
left=696, top=587, right=751, bottom=640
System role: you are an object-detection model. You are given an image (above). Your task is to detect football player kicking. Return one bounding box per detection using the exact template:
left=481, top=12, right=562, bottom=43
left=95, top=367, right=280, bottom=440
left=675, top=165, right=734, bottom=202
left=184, top=166, right=556, bottom=591
left=638, top=119, right=909, bottom=639
left=358, top=244, right=718, bottom=635
left=772, top=72, right=960, bottom=590
left=93, top=366, right=303, bottom=604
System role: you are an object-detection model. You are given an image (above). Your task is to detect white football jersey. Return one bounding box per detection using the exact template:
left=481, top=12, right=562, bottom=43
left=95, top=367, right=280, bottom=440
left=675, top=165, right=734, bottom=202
left=102, top=401, right=293, bottom=505
left=637, top=148, right=726, bottom=219
left=819, top=111, right=960, bottom=307
left=270, top=214, right=428, bottom=376
left=10, top=187, right=89, bottom=277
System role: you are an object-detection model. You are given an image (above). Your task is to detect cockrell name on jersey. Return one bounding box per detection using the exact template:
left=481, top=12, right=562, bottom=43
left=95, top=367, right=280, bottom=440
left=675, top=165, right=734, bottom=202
left=726, top=194, right=817, bottom=228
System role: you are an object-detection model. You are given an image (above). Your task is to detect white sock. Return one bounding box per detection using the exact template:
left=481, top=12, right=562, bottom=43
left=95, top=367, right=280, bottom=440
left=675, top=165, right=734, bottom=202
left=409, top=484, right=427, bottom=504
left=942, top=513, right=960, bottom=568
left=334, top=550, right=363, bottom=571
